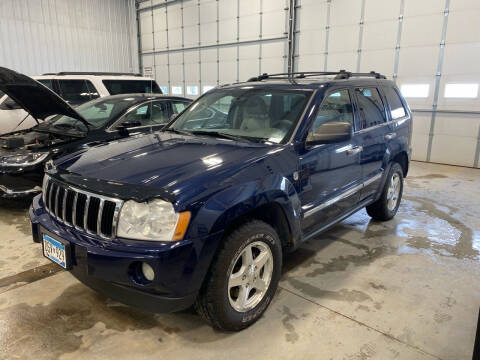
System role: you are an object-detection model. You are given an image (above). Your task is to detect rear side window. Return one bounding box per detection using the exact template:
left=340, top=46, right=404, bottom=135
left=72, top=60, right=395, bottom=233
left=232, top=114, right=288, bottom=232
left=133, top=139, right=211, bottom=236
left=312, top=89, right=353, bottom=132
left=354, top=87, right=386, bottom=129
left=57, top=80, right=99, bottom=105
left=102, top=80, right=162, bottom=95
left=383, top=87, right=406, bottom=120
left=171, top=101, right=190, bottom=114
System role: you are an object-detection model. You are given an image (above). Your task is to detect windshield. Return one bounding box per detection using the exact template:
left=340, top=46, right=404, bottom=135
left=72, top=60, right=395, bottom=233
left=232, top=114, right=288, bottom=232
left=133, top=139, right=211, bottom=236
left=170, top=88, right=312, bottom=143
left=103, top=80, right=162, bottom=95
left=39, top=96, right=138, bottom=132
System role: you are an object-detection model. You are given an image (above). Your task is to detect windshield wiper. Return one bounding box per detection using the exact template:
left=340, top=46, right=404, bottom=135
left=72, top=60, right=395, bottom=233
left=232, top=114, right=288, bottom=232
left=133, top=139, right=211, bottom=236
left=164, top=128, right=267, bottom=143
left=162, top=128, right=191, bottom=136
left=188, top=130, right=255, bottom=143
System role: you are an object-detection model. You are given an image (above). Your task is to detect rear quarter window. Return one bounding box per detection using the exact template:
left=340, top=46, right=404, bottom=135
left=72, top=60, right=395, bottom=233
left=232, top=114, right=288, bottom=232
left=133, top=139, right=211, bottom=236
left=102, top=80, right=162, bottom=95
left=383, top=87, right=407, bottom=120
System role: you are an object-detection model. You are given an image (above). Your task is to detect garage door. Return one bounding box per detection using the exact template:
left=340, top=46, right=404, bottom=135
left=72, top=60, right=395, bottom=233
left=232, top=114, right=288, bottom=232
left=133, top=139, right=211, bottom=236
left=295, top=0, right=480, bottom=168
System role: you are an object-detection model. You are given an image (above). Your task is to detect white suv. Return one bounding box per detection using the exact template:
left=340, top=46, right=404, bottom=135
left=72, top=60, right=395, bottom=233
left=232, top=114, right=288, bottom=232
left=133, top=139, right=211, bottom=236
left=0, top=72, right=161, bottom=134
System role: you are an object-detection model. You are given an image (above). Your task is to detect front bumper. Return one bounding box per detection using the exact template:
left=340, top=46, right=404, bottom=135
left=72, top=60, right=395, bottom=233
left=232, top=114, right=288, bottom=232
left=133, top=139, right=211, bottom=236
left=0, top=170, right=42, bottom=198
left=30, top=195, right=222, bottom=313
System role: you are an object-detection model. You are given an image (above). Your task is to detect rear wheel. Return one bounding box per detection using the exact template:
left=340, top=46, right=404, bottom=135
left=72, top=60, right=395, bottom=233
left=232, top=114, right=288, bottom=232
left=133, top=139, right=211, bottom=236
left=195, top=220, right=282, bottom=331
left=366, top=162, right=404, bottom=221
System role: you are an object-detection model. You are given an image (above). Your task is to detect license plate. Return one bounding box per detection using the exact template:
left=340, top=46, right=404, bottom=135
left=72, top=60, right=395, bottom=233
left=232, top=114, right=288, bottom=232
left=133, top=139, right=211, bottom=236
left=42, top=234, right=68, bottom=269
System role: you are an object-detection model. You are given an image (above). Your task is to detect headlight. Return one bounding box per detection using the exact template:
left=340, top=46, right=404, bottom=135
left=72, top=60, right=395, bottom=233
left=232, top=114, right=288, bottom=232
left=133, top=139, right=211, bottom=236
left=1, top=152, right=49, bottom=167
left=117, top=199, right=191, bottom=241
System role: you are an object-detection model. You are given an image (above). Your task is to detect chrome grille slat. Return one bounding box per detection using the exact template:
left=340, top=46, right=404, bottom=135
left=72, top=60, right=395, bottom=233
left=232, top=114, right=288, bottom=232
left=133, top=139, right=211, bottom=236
left=97, top=199, right=104, bottom=236
left=83, top=195, right=90, bottom=233
left=72, top=192, right=78, bottom=227
left=42, top=176, right=123, bottom=240
left=54, top=185, right=60, bottom=218
left=62, top=189, right=67, bottom=221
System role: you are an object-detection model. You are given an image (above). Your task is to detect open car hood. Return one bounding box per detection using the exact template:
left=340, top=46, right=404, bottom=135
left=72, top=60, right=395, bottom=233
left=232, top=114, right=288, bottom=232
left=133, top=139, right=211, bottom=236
left=0, top=67, right=88, bottom=127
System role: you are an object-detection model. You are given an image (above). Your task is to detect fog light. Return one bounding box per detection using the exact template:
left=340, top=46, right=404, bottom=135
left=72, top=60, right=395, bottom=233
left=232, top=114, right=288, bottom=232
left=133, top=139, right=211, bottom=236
left=141, top=262, right=155, bottom=281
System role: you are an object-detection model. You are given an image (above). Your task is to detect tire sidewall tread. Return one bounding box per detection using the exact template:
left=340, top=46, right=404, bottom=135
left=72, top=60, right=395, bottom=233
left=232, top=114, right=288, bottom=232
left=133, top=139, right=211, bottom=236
left=195, top=220, right=282, bottom=331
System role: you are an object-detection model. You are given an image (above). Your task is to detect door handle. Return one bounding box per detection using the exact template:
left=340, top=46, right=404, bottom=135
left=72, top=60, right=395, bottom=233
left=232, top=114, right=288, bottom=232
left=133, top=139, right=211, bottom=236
left=346, top=146, right=363, bottom=156
left=385, top=132, right=397, bottom=140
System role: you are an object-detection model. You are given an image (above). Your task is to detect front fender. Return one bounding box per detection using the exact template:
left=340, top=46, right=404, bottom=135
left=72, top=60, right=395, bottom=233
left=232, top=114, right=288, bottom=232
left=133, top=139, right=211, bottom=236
left=187, top=174, right=302, bottom=244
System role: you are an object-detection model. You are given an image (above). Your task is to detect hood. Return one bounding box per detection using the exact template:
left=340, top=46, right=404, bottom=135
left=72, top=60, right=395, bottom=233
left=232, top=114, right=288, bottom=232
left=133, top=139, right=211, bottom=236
left=0, top=67, right=87, bottom=125
left=55, top=132, right=282, bottom=201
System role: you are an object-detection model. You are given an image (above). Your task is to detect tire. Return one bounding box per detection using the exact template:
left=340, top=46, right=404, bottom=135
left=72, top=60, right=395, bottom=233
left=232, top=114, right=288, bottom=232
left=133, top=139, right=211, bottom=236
left=195, top=220, right=282, bottom=331
left=366, top=162, right=404, bottom=221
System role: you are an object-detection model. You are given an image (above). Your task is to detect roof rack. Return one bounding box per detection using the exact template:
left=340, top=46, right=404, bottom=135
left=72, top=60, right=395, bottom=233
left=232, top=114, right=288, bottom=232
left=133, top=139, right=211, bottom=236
left=247, top=70, right=386, bottom=82
left=41, top=72, right=143, bottom=77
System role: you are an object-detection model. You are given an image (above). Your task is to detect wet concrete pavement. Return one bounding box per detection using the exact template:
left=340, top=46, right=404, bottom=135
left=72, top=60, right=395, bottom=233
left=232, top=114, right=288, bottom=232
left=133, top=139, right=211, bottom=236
left=0, top=161, right=479, bottom=359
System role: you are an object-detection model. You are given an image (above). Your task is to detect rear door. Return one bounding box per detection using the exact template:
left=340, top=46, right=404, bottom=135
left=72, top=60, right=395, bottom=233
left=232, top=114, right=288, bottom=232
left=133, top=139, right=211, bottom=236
left=352, top=86, right=389, bottom=200
left=299, top=88, right=363, bottom=235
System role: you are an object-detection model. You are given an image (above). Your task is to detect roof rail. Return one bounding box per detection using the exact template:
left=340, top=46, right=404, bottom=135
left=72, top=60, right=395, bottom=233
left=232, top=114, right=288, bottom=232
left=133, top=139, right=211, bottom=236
left=247, top=70, right=386, bottom=82
left=41, top=72, right=143, bottom=77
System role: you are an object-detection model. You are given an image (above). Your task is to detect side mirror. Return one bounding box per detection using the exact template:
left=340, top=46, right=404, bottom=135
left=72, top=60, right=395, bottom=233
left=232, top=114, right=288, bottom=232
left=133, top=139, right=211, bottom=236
left=306, top=121, right=353, bottom=146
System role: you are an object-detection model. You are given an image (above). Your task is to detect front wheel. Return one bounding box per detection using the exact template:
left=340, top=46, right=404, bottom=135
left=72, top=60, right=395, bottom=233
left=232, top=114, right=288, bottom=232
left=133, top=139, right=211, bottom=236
left=366, top=162, right=404, bottom=221
left=195, top=220, right=282, bottom=331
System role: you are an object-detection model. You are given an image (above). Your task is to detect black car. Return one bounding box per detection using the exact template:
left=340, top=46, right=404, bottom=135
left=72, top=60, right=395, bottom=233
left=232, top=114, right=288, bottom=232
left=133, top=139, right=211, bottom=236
left=0, top=67, right=192, bottom=197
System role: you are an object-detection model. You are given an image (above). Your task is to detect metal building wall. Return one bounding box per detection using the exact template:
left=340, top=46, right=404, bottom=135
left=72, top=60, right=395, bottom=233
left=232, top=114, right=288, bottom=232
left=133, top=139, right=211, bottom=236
left=138, top=0, right=289, bottom=98
left=137, top=0, right=480, bottom=168
left=296, top=0, right=480, bottom=168
left=0, top=0, right=139, bottom=76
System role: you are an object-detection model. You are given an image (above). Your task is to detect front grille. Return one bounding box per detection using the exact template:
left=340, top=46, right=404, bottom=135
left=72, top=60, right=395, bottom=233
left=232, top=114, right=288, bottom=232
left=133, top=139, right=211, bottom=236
left=43, top=176, right=123, bottom=239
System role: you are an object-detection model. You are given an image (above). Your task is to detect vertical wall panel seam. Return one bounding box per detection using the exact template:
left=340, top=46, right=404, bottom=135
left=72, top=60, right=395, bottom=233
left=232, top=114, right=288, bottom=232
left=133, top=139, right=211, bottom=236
left=392, top=0, right=405, bottom=82
left=150, top=0, right=156, bottom=75
left=198, top=0, right=202, bottom=96
left=165, top=1, right=171, bottom=91
left=236, top=0, right=240, bottom=82
left=181, top=0, right=186, bottom=95
left=136, top=0, right=143, bottom=73
left=287, top=0, right=297, bottom=74
left=426, top=0, right=450, bottom=162
left=356, top=0, right=366, bottom=72
left=324, top=0, right=332, bottom=71
left=216, top=0, right=219, bottom=85
left=259, top=0, right=263, bottom=75
left=284, top=0, right=289, bottom=72
left=474, top=125, right=480, bottom=168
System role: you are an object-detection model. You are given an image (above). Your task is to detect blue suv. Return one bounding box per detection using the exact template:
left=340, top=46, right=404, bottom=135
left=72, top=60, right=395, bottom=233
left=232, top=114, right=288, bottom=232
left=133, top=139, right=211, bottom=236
left=30, top=70, right=412, bottom=331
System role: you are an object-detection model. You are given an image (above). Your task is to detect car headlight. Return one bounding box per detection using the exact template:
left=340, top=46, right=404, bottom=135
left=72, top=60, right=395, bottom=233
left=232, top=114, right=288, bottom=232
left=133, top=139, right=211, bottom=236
left=1, top=152, right=49, bottom=167
left=117, top=199, right=191, bottom=241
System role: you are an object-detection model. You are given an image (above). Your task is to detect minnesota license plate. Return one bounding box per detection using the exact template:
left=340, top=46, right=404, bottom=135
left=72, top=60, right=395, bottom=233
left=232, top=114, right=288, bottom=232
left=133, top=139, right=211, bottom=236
left=42, top=234, right=68, bottom=269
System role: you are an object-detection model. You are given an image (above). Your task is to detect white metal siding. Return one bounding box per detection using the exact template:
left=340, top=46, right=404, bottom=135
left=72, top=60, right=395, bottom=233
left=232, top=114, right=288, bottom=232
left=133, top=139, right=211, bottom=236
left=139, top=0, right=480, bottom=168
left=296, top=0, right=480, bottom=168
left=138, top=0, right=289, bottom=99
left=0, top=0, right=139, bottom=76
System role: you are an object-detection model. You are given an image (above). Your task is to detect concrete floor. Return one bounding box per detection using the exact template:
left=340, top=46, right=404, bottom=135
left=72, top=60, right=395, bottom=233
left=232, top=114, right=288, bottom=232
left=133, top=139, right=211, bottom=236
left=0, top=161, right=479, bottom=360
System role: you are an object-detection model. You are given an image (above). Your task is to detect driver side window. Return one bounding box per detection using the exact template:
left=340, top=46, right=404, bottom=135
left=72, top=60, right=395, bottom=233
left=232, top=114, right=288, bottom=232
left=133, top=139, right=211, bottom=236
left=312, top=89, right=353, bottom=132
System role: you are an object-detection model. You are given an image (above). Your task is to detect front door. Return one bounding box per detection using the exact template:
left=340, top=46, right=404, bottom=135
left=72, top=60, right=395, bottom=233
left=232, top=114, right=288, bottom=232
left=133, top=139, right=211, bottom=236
left=110, top=100, right=172, bottom=136
left=298, top=88, right=363, bottom=236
